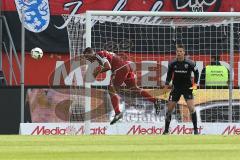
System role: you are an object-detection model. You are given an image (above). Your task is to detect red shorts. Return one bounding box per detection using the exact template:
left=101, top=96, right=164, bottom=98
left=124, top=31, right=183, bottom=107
left=110, top=64, right=136, bottom=88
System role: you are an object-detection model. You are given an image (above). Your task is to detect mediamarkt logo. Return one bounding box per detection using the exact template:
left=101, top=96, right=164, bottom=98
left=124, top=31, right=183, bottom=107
left=31, top=126, right=84, bottom=135
left=31, top=125, right=107, bottom=135
left=171, top=125, right=203, bottom=134
left=127, top=125, right=164, bottom=135
left=222, top=125, right=240, bottom=135
left=127, top=125, right=203, bottom=135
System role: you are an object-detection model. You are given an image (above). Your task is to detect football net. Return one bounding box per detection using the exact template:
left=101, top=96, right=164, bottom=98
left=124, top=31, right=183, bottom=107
left=64, top=11, right=240, bottom=124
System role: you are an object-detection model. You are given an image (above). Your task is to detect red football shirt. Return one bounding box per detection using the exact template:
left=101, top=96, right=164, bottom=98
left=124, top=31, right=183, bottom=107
left=96, top=51, right=129, bottom=71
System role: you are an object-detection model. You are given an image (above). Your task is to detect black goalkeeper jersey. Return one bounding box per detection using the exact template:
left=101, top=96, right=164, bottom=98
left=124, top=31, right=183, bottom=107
left=165, top=58, right=199, bottom=89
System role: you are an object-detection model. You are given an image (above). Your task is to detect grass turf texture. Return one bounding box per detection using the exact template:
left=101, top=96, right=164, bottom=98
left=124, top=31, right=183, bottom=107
left=0, top=135, right=239, bottom=160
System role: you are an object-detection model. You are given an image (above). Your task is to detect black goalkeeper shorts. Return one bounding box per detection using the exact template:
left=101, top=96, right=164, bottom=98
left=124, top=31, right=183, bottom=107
left=168, top=87, right=193, bottom=102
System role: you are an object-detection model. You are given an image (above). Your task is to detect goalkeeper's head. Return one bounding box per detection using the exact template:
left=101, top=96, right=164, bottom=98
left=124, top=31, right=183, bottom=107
left=176, top=44, right=185, bottom=61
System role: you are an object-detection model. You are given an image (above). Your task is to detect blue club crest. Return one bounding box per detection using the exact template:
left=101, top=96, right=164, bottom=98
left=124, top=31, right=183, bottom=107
left=15, top=0, right=50, bottom=33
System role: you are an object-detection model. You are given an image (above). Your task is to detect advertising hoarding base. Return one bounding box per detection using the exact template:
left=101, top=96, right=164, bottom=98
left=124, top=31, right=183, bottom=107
left=20, top=122, right=240, bottom=135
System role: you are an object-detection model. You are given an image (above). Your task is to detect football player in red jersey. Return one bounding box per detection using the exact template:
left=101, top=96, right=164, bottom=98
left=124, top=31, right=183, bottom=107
left=83, top=47, right=161, bottom=125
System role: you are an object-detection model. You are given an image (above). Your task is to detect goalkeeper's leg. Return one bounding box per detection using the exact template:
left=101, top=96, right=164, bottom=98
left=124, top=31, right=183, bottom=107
left=163, top=89, right=181, bottom=135
left=184, top=90, right=198, bottom=135
left=186, top=99, right=198, bottom=135
left=163, top=101, right=176, bottom=135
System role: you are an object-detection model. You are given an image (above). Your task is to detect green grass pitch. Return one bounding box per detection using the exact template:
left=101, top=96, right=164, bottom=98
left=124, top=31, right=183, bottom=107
left=0, top=135, right=240, bottom=160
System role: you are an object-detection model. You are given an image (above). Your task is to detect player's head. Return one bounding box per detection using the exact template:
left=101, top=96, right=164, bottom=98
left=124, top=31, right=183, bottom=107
left=83, top=47, right=95, bottom=55
left=176, top=44, right=185, bottom=60
left=83, top=47, right=95, bottom=62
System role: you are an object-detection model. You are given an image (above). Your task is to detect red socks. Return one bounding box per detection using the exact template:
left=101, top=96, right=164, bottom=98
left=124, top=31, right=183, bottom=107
left=111, top=94, right=121, bottom=114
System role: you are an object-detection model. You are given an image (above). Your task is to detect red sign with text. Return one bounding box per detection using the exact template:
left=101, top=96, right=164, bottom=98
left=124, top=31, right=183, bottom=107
left=3, top=0, right=240, bottom=14
left=2, top=52, right=240, bottom=86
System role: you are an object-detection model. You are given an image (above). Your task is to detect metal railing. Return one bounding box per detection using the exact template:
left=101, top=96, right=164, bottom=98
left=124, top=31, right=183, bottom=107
left=0, top=14, right=25, bottom=123
left=0, top=16, right=21, bottom=85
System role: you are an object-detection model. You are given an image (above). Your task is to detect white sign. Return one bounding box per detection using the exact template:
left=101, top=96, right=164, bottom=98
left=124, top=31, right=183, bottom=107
left=20, top=122, right=240, bottom=135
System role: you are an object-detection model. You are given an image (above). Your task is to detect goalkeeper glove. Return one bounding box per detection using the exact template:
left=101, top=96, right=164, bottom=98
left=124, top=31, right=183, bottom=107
left=163, top=85, right=169, bottom=99
left=189, top=83, right=198, bottom=96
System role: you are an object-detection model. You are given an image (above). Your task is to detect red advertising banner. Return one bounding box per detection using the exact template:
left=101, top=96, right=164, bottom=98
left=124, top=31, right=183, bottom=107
left=3, top=0, right=240, bottom=14
left=2, top=52, right=240, bottom=86
left=2, top=53, right=69, bottom=85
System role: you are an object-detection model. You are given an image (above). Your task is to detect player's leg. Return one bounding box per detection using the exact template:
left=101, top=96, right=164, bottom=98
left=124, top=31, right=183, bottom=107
left=109, top=67, right=129, bottom=125
left=109, top=85, right=121, bottom=114
left=184, top=90, right=198, bottom=135
left=124, top=72, right=161, bottom=114
left=163, top=88, right=181, bottom=135
left=108, top=85, right=123, bottom=125
left=186, top=99, right=198, bottom=135
left=163, top=101, right=176, bottom=135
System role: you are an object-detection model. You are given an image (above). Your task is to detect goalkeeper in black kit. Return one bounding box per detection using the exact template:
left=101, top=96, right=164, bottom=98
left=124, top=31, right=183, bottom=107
left=163, top=44, right=199, bottom=135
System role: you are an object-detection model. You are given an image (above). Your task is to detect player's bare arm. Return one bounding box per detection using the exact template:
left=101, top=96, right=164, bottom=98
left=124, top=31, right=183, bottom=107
left=93, top=61, right=111, bottom=78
